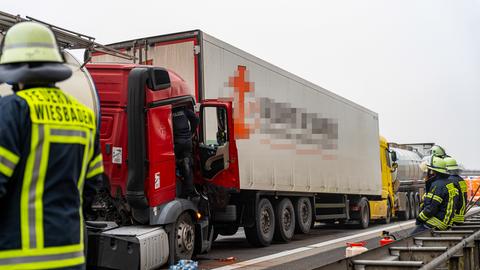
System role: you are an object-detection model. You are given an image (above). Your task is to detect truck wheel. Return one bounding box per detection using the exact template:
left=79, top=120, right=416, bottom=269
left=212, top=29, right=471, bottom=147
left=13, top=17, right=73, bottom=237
left=381, top=199, right=392, bottom=224
left=409, top=193, right=416, bottom=218
left=294, top=197, right=312, bottom=234
left=414, top=193, right=420, bottom=217
left=398, top=196, right=411, bottom=221
left=245, top=198, right=275, bottom=247
left=174, top=212, right=195, bottom=261
left=356, top=197, right=370, bottom=229
left=274, top=198, right=296, bottom=242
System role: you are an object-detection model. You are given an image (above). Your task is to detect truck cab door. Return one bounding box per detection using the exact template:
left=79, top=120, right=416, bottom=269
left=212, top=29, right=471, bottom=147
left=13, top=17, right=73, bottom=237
left=198, top=100, right=239, bottom=189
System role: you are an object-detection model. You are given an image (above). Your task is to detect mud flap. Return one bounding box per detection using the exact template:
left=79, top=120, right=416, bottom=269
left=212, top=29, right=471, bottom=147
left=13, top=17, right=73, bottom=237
left=194, top=217, right=213, bottom=255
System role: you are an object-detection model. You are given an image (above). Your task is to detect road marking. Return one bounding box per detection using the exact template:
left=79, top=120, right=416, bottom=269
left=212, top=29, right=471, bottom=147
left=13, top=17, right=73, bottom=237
left=212, top=221, right=415, bottom=270
left=307, top=221, right=414, bottom=248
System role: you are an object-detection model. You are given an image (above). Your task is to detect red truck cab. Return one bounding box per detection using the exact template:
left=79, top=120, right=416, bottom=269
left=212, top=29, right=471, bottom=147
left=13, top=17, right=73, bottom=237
left=86, top=63, right=239, bottom=265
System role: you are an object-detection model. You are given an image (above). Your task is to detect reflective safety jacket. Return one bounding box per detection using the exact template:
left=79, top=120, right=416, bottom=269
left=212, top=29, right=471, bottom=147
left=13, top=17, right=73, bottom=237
left=449, top=174, right=467, bottom=224
left=0, top=87, right=104, bottom=270
left=417, top=175, right=459, bottom=230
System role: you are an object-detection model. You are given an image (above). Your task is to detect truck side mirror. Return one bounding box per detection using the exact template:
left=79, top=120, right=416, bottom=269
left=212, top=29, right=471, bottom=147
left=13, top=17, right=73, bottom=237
left=148, top=68, right=171, bottom=90
left=390, top=151, right=397, bottom=162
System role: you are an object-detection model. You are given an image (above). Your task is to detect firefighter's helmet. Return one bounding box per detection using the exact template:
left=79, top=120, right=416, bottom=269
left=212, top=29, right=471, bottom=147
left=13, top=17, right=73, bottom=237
left=426, top=156, right=447, bottom=174
left=444, top=157, right=460, bottom=173
left=0, top=22, right=72, bottom=84
left=430, top=145, right=447, bottom=158
left=0, top=22, right=64, bottom=64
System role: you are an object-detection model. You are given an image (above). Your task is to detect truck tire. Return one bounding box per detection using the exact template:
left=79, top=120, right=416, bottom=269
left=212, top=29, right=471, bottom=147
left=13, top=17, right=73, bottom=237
left=355, top=197, right=370, bottom=229
left=294, top=197, right=312, bottom=234
left=174, top=212, right=195, bottom=261
left=409, top=193, right=416, bottom=219
left=245, top=198, right=275, bottom=247
left=414, top=193, right=420, bottom=217
left=398, top=196, right=411, bottom=221
left=381, top=199, right=392, bottom=224
left=274, top=198, right=296, bottom=242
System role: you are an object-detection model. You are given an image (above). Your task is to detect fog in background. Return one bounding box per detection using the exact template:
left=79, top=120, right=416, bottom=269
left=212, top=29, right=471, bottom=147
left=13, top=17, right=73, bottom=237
left=4, top=1, right=479, bottom=168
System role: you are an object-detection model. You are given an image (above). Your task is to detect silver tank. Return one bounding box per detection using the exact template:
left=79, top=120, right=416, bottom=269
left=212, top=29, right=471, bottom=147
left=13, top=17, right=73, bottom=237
left=391, top=147, right=423, bottom=181
left=0, top=51, right=100, bottom=122
left=391, top=147, right=424, bottom=192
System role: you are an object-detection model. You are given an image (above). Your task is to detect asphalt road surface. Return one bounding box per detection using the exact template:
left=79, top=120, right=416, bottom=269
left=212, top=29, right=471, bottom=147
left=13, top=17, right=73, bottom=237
left=196, top=220, right=417, bottom=270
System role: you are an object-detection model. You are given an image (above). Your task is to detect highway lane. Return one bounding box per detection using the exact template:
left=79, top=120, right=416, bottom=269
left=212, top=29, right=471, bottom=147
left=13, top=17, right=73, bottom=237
left=196, top=220, right=416, bottom=269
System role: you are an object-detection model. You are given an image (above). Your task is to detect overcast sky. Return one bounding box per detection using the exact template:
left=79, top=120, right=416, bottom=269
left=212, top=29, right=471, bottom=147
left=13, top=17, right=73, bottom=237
left=5, top=1, right=479, bottom=168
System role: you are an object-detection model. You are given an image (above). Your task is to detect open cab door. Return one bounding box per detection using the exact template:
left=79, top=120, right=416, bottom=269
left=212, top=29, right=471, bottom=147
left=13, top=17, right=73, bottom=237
left=198, top=100, right=239, bottom=190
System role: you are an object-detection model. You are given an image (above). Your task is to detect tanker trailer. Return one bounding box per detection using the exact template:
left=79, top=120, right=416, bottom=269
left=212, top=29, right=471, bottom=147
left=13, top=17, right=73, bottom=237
left=0, top=51, right=100, bottom=120
left=389, top=146, right=425, bottom=220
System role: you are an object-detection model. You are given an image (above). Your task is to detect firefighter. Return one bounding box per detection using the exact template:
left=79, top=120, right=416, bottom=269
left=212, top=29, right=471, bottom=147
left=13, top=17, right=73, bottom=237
left=412, top=156, right=458, bottom=234
left=0, top=22, right=103, bottom=269
left=445, top=157, right=467, bottom=224
left=424, top=145, right=447, bottom=192
left=172, top=106, right=199, bottom=198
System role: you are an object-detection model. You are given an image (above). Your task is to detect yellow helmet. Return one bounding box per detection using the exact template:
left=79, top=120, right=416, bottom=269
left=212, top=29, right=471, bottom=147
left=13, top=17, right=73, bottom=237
left=0, top=22, right=63, bottom=64
left=426, top=156, right=447, bottom=174
left=430, top=145, right=446, bottom=158
left=444, top=157, right=460, bottom=172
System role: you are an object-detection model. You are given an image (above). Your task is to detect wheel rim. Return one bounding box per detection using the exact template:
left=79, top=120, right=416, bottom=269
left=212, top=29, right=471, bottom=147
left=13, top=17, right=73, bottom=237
left=260, top=207, right=272, bottom=235
left=283, top=207, right=292, bottom=231
left=300, top=202, right=309, bottom=224
left=177, top=219, right=194, bottom=255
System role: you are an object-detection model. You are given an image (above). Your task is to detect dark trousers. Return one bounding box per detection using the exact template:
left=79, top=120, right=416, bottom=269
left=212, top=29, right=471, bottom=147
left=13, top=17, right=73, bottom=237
left=174, top=141, right=194, bottom=198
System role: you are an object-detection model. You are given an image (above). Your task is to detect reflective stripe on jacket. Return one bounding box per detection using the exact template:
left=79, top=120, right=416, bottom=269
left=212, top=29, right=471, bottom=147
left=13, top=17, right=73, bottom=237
left=417, top=176, right=459, bottom=230
left=0, top=87, right=104, bottom=269
left=449, top=175, right=467, bottom=223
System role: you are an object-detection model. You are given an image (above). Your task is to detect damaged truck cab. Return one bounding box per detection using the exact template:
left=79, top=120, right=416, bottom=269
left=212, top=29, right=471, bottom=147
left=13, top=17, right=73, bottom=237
left=86, top=63, right=239, bottom=269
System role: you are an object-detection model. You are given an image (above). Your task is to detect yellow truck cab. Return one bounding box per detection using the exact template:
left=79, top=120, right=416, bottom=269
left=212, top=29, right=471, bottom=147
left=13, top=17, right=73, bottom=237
left=368, top=137, right=396, bottom=223
left=369, top=136, right=425, bottom=224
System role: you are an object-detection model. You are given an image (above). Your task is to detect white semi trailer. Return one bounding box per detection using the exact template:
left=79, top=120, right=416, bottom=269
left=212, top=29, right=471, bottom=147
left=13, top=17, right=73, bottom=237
left=89, top=30, right=392, bottom=250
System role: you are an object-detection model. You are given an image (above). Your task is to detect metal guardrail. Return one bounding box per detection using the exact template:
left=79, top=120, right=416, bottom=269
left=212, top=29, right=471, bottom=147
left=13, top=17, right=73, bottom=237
left=318, top=209, right=480, bottom=270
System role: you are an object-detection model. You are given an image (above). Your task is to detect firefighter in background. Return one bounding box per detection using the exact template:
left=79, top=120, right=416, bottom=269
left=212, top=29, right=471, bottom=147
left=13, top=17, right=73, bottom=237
left=430, top=145, right=447, bottom=158
left=172, top=106, right=199, bottom=198
left=425, top=144, right=448, bottom=192
left=412, top=156, right=458, bottom=234
left=445, top=157, right=467, bottom=224
left=429, top=146, right=465, bottom=224
left=0, top=22, right=103, bottom=269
